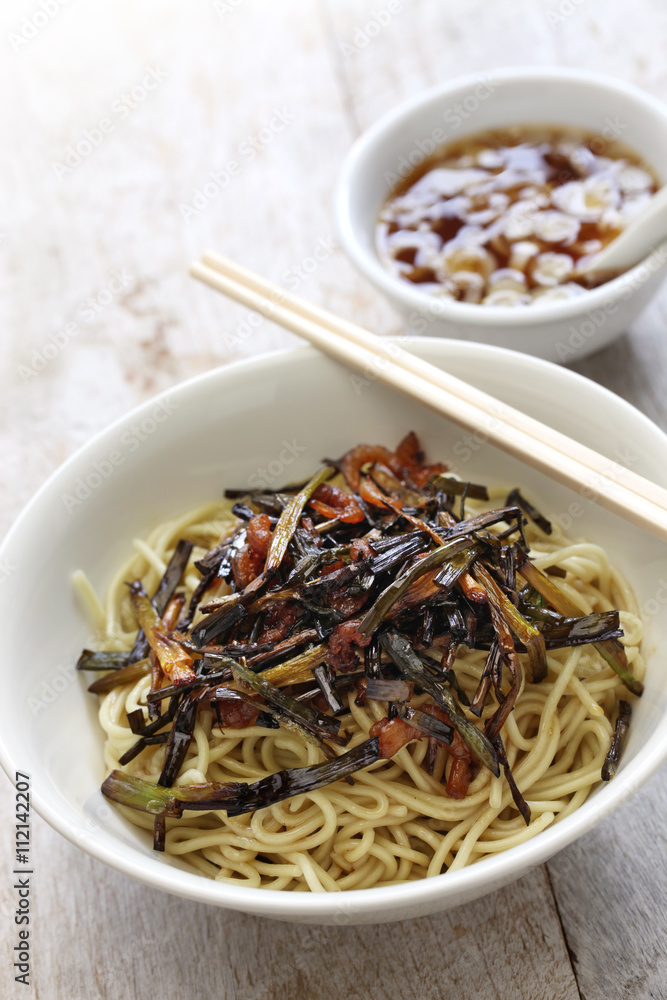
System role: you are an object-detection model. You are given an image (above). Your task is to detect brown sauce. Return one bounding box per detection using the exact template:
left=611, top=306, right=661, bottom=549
left=376, top=126, right=657, bottom=306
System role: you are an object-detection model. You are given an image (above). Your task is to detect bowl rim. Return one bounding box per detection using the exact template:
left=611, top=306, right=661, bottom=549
left=2, top=338, right=667, bottom=920
left=335, top=64, right=667, bottom=329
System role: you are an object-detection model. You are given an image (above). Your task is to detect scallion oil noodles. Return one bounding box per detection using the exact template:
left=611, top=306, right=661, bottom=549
left=76, top=435, right=643, bottom=892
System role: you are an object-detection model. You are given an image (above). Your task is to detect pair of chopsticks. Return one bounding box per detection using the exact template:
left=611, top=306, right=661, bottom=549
left=190, top=251, right=667, bottom=542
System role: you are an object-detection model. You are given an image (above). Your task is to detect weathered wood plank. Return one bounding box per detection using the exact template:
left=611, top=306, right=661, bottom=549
left=547, top=769, right=667, bottom=1000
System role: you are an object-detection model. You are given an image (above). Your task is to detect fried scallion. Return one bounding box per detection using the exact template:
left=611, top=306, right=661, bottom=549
left=602, top=700, right=632, bottom=780
left=158, top=688, right=202, bottom=787
left=517, top=553, right=642, bottom=695
left=102, top=738, right=381, bottom=819
left=87, top=658, right=150, bottom=694
left=77, top=649, right=133, bottom=671
left=506, top=489, right=552, bottom=535
left=265, top=465, right=335, bottom=573
left=313, top=663, right=345, bottom=714
left=365, top=678, right=413, bottom=702
left=358, top=537, right=477, bottom=638
left=379, top=630, right=499, bottom=776
left=426, top=474, right=489, bottom=501
left=77, top=538, right=193, bottom=671
left=129, top=582, right=197, bottom=686
left=473, top=563, right=547, bottom=683
left=395, top=703, right=454, bottom=744
left=539, top=610, right=622, bottom=648
left=231, top=657, right=345, bottom=746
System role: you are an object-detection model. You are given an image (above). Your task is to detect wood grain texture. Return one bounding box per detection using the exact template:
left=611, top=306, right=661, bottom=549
left=1, top=0, right=666, bottom=998
left=547, top=769, right=667, bottom=1000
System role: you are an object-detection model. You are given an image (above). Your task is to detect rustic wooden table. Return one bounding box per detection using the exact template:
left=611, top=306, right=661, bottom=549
left=1, top=1, right=666, bottom=997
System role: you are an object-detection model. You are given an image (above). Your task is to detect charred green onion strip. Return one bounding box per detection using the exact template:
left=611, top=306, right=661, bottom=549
left=146, top=668, right=232, bottom=706
left=158, top=689, right=202, bottom=787
left=473, top=563, right=547, bottom=683
left=231, top=657, right=345, bottom=754
left=433, top=544, right=481, bottom=591
left=152, top=539, right=194, bottom=615
left=118, top=732, right=169, bottom=766
left=77, top=649, right=134, bottom=671
left=190, top=595, right=248, bottom=648
left=426, top=474, right=489, bottom=502
left=265, top=465, right=335, bottom=572
left=380, top=630, right=499, bottom=777
left=439, top=505, right=524, bottom=543
left=102, top=738, right=381, bottom=818
left=87, top=658, right=150, bottom=695
left=365, top=678, right=413, bottom=702
left=129, top=582, right=197, bottom=686
left=537, top=610, right=622, bottom=648
left=77, top=538, right=193, bottom=671
left=368, top=464, right=426, bottom=507
left=358, top=537, right=477, bottom=638
left=395, top=703, right=454, bottom=744
left=260, top=644, right=328, bottom=687
left=480, top=601, right=522, bottom=742
left=313, top=663, right=344, bottom=714
left=489, top=732, right=531, bottom=826
left=506, top=489, right=552, bottom=535
left=517, top=554, right=643, bottom=696
left=470, top=641, right=501, bottom=718
left=602, top=700, right=632, bottom=780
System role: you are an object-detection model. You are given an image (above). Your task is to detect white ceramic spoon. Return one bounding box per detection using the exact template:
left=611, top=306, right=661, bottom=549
left=580, top=183, right=667, bottom=276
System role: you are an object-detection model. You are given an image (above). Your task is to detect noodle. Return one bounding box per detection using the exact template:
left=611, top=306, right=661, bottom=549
left=77, top=492, right=643, bottom=891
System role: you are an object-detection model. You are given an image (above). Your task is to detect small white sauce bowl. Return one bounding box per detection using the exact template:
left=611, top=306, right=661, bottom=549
left=335, top=67, right=667, bottom=363
left=1, top=340, right=667, bottom=923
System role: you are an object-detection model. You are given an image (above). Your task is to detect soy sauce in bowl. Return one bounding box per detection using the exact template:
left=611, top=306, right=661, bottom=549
left=376, top=126, right=657, bottom=306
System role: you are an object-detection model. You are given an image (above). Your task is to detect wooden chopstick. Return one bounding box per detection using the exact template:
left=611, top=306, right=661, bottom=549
left=190, top=254, right=667, bottom=541
left=199, top=252, right=666, bottom=511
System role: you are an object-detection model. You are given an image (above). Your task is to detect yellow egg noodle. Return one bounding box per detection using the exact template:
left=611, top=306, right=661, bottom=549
left=74, top=491, right=643, bottom=892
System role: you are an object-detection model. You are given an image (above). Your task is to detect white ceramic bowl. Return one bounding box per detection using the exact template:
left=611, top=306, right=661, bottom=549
left=335, top=67, right=667, bottom=363
left=1, top=340, right=667, bottom=925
